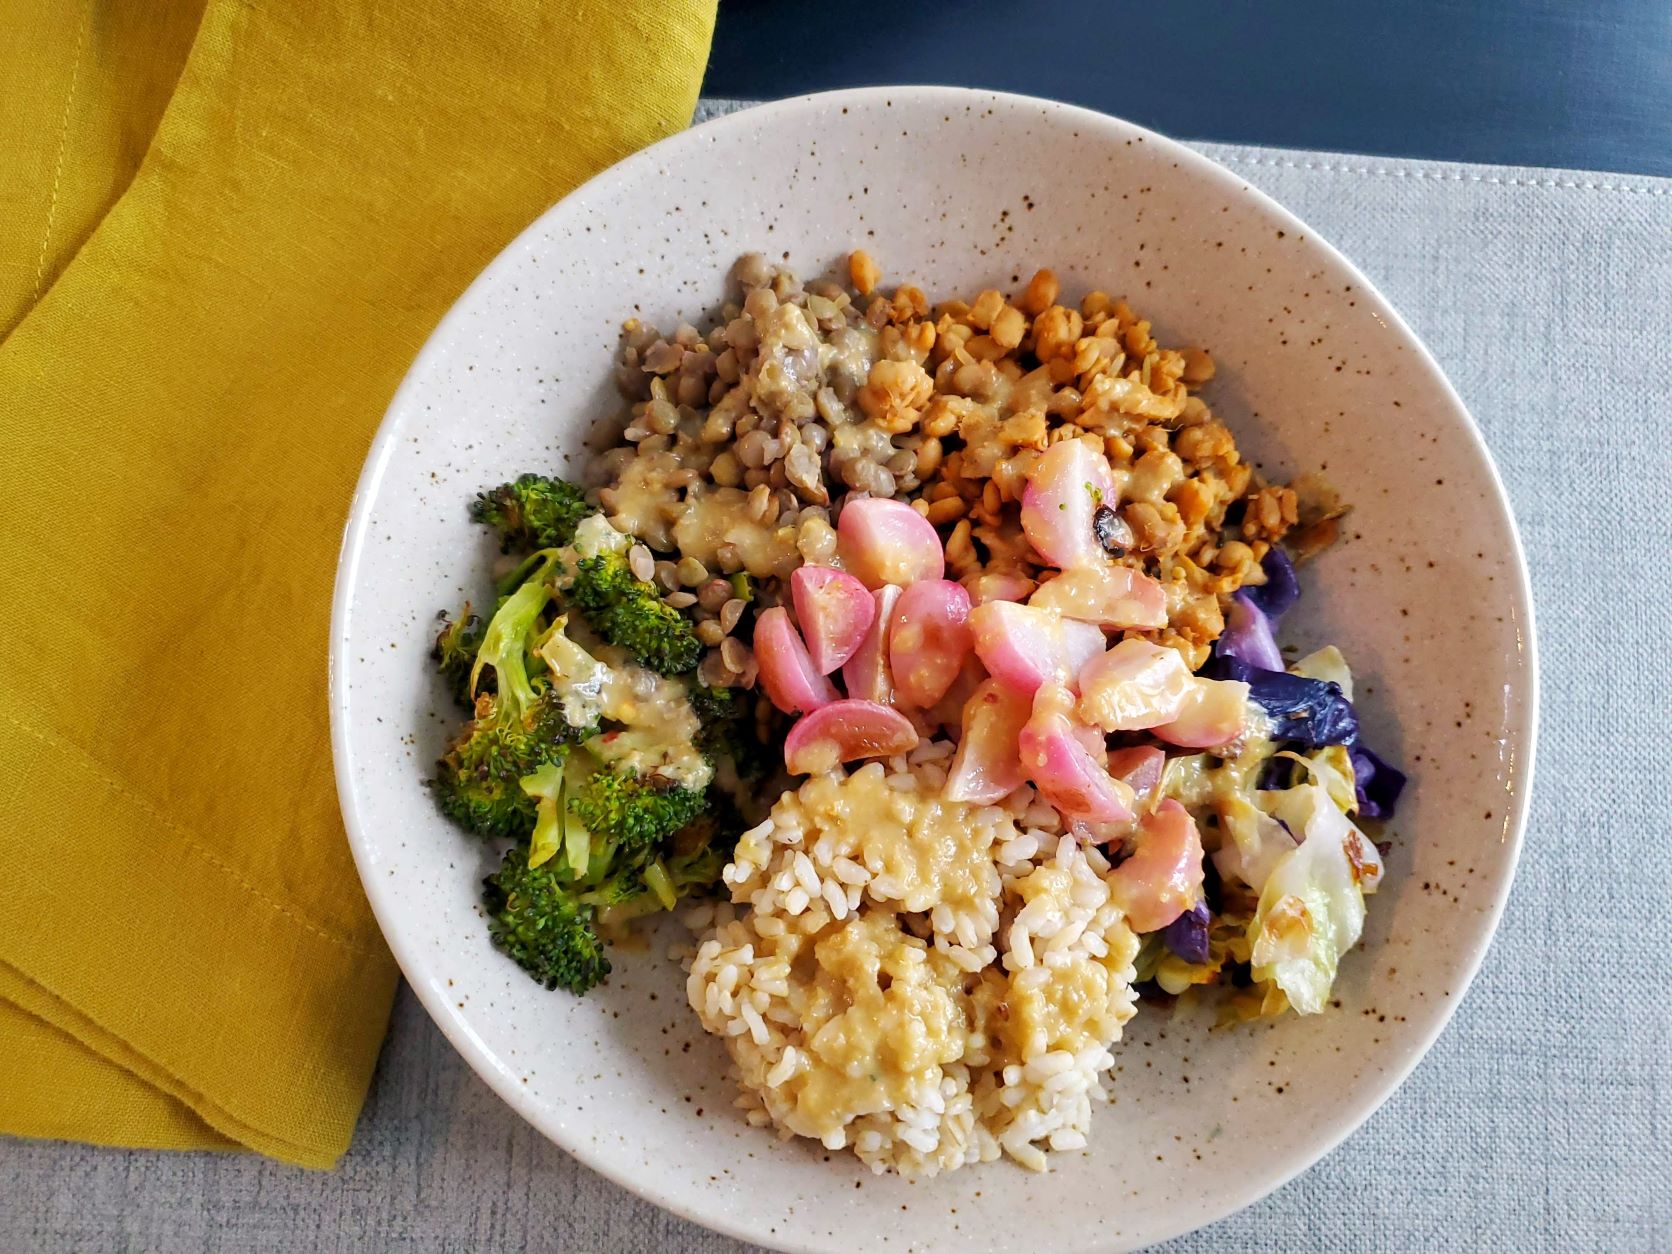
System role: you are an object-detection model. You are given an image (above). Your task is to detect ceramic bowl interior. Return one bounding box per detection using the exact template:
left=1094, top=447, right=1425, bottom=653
left=331, top=87, right=1535, bottom=1253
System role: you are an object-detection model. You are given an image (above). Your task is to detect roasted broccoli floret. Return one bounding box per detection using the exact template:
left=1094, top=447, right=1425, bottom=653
left=665, top=842, right=730, bottom=898
left=578, top=860, right=651, bottom=910
left=568, top=548, right=701, bottom=675
left=483, top=845, right=611, bottom=994
left=578, top=812, right=734, bottom=923
left=689, top=682, right=774, bottom=784
left=433, top=554, right=587, bottom=838
left=435, top=692, right=578, bottom=838
left=665, top=811, right=733, bottom=887
left=433, top=605, right=488, bottom=706
left=687, top=682, right=736, bottom=729
left=471, top=758, right=730, bottom=993
left=471, top=473, right=590, bottom=553
left=469, top=557, right=557, bottom=707
left=568, top=765, right=708, bottom=851
left=434, top=528, right=759, bottom=996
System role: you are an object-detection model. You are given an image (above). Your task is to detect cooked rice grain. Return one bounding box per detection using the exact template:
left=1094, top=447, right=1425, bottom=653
left=686, top=751, right=1140, bottom=1176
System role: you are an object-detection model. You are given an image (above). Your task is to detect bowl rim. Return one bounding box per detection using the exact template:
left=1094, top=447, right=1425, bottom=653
left=329, top=84, right=1538, bottom=1252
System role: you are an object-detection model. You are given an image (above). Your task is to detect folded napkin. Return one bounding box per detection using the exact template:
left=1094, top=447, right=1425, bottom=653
left=0, top=0, right=715, bottom=1169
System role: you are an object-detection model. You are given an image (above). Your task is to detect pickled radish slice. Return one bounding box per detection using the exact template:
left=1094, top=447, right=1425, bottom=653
left=944, top=679, right=1032, bottom=803
left=1070, top=718, right=1108, bottom=758
left=784, top=700, right=920, bottom=775
left=968, top=601, right=1105, bottom=696
left=1107, top=799, right=1204, bottom=932
left=923, top=653, right=989, bottom=733
left=1017, top=683, right=1135, bottom=823
left=964, top=570, right=1037, bottom=604
left=841, top=584, right=902, bottom=704
left=889, top=580, right=973, bottom=708
left=836, top=497, right=945, bottom=589
left=1028, top=563, right=1167, bottom=629
left=1106, top=745, right=1166, bottom=811
left=1020, top=437, right=1117, bottom=568
left=1151, top=677, right=1250, bottom=749
left=754, top=606, right=838, bottom=715
left=790, top=565, right=876, bottom=674
left=1077, top=639, right=1193, bottom=731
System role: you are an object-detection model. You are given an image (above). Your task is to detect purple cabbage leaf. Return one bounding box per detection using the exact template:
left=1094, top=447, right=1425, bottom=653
left=1350, top=744, right=1408, bottom=819
left=1159, top=899, right=1211, bottom=964
left=1210, top=546, right=1404, bottom=816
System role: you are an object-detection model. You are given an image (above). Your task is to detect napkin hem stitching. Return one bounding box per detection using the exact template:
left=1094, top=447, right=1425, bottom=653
left=1216, top=152, right=1671, bottom=197
left=0, top=709, right=382, bottom=960
left=33, top=8, right=92, bottom=302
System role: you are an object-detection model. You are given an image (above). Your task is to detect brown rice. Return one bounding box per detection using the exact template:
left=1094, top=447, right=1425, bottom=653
left=683, top=741, right=1140, bottom=1175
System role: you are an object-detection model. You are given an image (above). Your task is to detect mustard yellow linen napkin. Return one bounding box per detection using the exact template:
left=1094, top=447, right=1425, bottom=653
left=0, top=0, right=716, bottom=1169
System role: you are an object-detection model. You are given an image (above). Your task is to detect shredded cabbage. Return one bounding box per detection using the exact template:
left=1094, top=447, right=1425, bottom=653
left=1161, top=753, right=1216, bottom=809
left=519, top=763, right=566, bottom=869
left=1246, top=783, right=1384, bottom=1013
left=1289, top=644, right=1355, bottom=700
left=1275, top=745, right=1360, bottom=815
left=1161, top=638, right=1397, bottom=1015
left=1163, top=736, right=1275, bottom=811
left=1212, top=806, right=1298, bottom=892
left=1132, top=933, right=1165, bottom=984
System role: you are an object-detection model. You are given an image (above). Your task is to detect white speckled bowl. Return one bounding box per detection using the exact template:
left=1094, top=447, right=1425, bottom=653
left=331, top=88, right=1536, bottom=1252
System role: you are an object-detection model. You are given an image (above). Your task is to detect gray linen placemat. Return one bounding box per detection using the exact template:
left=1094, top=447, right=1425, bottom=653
left=3, top=104, right=1668, bottom=1252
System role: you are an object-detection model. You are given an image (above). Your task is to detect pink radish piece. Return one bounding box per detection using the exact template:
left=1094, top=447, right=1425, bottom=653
left=888, top=579, right=973, bottom=708
left=944, top=679, right=1032, bottom=803
left=968, top=601, right=1105, bottom=696
left=1151, top=678, right=1250, bottom=749
left=923, top=653, right=988, bottom=734
left=1017, top=684, right=1135, bottom=823
left=1028, top=563, right=1167, bottom=629
left=1071, top=721, right=1106, bottom=756
left=790, top=565, right=876, bottom=674
left=1108, top=799, right=1204, bottom=932
left=784, top=700, right=920, bottom=775
left=964, top=570, right=1037, bottom=604
left=1020, top=437, right=1117, bottom=568
left=1106, top=745, right=1166, bottom=811
left=841, top=584, right=902, bottom=704
left=836, top=497, right=945, bottom=589
left=1077, top=639, right=1193, bottom=731
left=754, top=606, right=838, bottom=715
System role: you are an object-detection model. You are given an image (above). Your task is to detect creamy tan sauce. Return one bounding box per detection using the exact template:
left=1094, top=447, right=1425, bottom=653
left=670, top=487, right=802, bottom=580
left=776, top=913, right=965, bottom=1140
left=535, top=615, right=612, bottom=728
left=586, top=640, right=711, bottom=790
left=785, top=768, right=998, bottom=914
left=751, top=303, right=822, bottom=414
left=996, top=951, right=1128, bottom=1062
left=828, top=418, right=896, bottom=465
left=608, top=459, right=803, bottom=581
left=990, top=861, right=1138, bottom=1060
left=606, top=450, right=686, bottom=552
left=819, top=324, right=879, bottom=402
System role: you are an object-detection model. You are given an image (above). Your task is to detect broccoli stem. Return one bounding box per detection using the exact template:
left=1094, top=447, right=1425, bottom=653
left=471, top=551, right=559, bottom=710
left=643, top=860, right=677, bottom=911
left=520, top=762, right=565, bottom=869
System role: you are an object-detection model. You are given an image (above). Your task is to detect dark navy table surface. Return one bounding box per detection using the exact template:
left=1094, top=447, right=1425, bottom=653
left=704, top=0, right=1672, bottom=177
